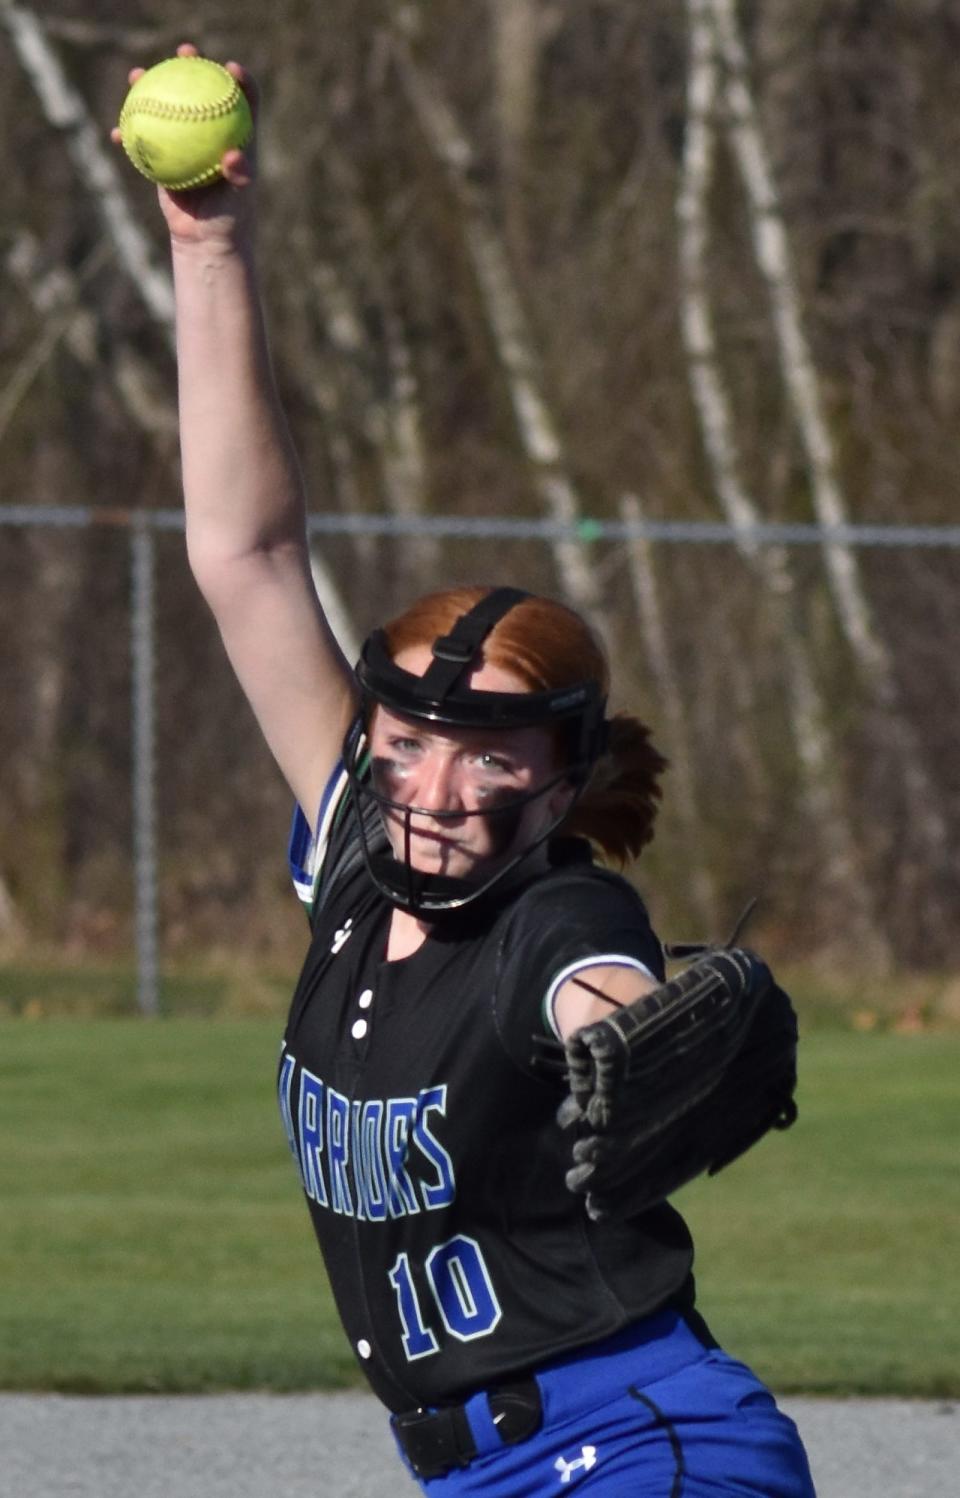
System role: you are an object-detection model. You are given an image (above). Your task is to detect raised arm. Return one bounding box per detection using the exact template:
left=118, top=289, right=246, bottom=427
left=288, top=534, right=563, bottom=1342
left=121, top=48, right=358, bottom=827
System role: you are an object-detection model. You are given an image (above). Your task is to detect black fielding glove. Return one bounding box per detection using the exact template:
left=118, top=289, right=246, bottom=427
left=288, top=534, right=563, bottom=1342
left=559, top=949, right=798, bottom=1220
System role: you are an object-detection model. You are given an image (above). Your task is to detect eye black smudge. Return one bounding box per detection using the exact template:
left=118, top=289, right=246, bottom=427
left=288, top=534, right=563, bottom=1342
left=371, top=755, right=406, bottom=801
left=473, top=785, right=527, bottom=856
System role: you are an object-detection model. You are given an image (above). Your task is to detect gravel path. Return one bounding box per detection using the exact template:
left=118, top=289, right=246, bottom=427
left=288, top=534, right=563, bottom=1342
left=1, top=1392, right=956, bottom=1496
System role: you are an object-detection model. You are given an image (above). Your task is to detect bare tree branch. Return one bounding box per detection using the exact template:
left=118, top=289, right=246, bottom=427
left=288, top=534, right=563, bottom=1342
left=1, top=1, right=358, bottom=660
left=0, top=0, right=175, bottom=337
left=41, top=20, right=169, bottom=50
left=388, top=15, right=611, bottom=643
left=5, top=232, right=177, bottom=451
left=308, top=252, right=439, bottom=586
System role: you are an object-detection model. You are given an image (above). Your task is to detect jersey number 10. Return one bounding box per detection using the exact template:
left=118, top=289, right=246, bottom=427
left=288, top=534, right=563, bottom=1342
left=388, top=1234, right=503, bottom=1360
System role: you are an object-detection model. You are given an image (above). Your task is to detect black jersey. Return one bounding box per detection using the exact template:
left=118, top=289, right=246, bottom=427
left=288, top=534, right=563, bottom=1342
left=280, top=766, right=695, bottom=1413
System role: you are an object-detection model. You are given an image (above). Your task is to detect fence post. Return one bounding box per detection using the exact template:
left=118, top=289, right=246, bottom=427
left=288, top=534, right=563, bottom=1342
left=130, top=513, right=160, bottom=1016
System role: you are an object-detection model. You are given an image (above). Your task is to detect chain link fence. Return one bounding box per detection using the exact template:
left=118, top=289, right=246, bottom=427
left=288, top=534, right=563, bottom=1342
left=3, top=504, right=960, bottom=1013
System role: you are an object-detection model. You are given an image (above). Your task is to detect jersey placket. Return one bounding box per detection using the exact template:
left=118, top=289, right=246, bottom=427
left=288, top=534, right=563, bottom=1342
left=337, top=938, right=430, bottom=1409
left=346, top=971, right=379, bottom=1372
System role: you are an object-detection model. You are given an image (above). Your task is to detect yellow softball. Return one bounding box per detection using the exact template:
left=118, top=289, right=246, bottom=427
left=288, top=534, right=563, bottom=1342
left=118, top=56, right=253, bottom=191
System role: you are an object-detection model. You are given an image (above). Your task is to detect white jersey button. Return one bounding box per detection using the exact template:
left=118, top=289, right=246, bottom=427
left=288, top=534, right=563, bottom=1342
left=351, top=1018, right=368, bottom=1040
left=358, top=988, right=374, bottom=1009
left=357, top=1339, right=372, bottom=1359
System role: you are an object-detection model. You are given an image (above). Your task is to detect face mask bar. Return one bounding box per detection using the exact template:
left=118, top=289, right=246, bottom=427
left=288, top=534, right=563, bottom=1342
left=344, top=588, right=610, bottom=917
left=342, top=717, right=594, bottom=916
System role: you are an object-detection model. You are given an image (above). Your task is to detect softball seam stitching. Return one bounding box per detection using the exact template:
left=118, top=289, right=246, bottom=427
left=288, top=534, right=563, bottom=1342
left=119, top=91, right=245, bottom=125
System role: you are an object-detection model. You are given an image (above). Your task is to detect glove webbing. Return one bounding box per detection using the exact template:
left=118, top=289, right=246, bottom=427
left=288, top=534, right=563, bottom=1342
left=558, top=952, right=798, bottom=1220
left=570, top=1005, right=797, bottom=1202
left=564, top=949, right=768, bottom=1131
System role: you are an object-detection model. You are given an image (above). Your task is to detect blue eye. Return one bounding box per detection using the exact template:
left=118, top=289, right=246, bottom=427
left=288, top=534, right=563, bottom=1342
left=475, top=752, right=510, bottom=772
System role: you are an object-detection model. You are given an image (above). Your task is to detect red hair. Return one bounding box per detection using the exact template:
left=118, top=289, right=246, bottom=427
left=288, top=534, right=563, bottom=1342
left=383, top=586, right=666, bottom=864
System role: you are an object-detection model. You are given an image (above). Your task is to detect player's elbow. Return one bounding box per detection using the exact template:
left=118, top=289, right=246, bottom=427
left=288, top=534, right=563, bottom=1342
left=186, top=530, right=308, bottom=610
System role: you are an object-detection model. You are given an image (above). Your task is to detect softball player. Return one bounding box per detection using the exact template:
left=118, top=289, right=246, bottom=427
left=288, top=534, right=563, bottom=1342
left=141, top=50, right=816, bottom=1494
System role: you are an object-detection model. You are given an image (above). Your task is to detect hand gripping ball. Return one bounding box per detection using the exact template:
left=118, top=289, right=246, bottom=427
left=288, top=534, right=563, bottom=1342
left=118, top=56, right=253, bottom=191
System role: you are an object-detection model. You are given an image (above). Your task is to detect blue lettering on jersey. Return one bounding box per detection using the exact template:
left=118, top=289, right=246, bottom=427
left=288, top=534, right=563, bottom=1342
left=412, top=1086, right=455, bottom=1210
left=298, top=1067, right=329, bottom=1208
left=279, top=1056, right=456, bottom=1222
left=278, top=1050, right=301, bottom=1183
left=359, top=1099, right=388, bottom=1222
left=350, top=1101, right=367, bottom=1222
left=327, top=1087, right=353, bottom=1216
left=385, top=1098, right=421, bottom=1218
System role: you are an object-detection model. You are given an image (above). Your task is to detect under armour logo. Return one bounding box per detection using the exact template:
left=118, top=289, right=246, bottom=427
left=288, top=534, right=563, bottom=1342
left=330, top=917, right=354, bottom=954
left=555, top=1446, right=597, bottom=1484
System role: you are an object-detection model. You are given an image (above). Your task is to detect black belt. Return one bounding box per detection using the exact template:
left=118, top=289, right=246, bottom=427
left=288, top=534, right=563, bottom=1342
left=392, top=1377, right=542, bottom=1479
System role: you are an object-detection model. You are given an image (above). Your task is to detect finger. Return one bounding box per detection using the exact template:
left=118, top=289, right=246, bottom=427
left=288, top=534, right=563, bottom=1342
left=109, top=126, right=122, bottom=145
left=571, top=1136, right=605, bottom=1166
left=220, top=148, right=253, bottom=188
left=556, top=1095, right=584, bottom=1130
left=127, top=66, right=145, bottom=85
left=176, top=41, right=200, bottom=58
left=565, top=1162, right=594, bottom=1194
left=586, top=1094, right=616, bottom=1130
left=225, top=60, right=260, bottom=120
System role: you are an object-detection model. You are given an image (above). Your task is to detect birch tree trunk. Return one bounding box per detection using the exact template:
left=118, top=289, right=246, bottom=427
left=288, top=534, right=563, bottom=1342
left=284, top=260, right=367, bottom=540
left=319, top=228, right=439, bottom=585
left=388, top=16, right=612, bottom=646
left=378, top=287, right=439, bottom=584
left=678, top=0, right=891, bottom=964
left=620, top=494, right=719, bottom=934
left=488, top=0, right=540, bottom=257
left=709, top=0, right=952, bottom=921
left=0, top=871, right=23, bottom=945
left=303, top=252, right=437, bottom=598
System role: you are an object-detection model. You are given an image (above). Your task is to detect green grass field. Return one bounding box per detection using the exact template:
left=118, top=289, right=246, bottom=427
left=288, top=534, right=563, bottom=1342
left=1, top=1015, right=957, bottom=1395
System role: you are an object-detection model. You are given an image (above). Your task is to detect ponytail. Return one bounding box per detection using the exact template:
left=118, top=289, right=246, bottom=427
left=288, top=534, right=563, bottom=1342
left=564, top=713, right=667, bottom=865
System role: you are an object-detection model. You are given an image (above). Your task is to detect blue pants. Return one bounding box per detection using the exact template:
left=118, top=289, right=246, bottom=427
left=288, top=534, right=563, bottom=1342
left=392, top=1311, right=816, bottom=1495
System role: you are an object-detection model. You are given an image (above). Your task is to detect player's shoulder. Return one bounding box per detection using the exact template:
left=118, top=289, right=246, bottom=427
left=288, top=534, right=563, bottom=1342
left=497, top=837, right=662, bottom=973
left=288, top=756, right=383, bottom=928
left=508, top=837, right=653, bottom=926
left=489, top=840, right=664, bottom=1063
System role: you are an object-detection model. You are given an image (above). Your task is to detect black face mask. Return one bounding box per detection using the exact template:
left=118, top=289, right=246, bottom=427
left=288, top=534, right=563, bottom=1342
left=369, top=749, right=529, bottom=858
left=344, top=722, right=589, bottom=917
left=343, top=588, right=608, bottom=918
